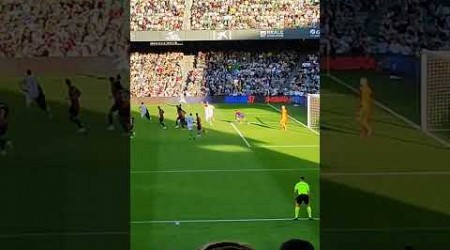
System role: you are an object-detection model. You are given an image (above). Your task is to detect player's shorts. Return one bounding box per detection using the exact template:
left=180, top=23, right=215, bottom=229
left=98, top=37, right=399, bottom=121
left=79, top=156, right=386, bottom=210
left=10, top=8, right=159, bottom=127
left=360, top=107, right=371, bottom=118
left=141, top=110, right=149, bottom=118
left=26, top=95, right=36, bottom=106
left=69, top=105, right=80, bottom=117
left=295, top=194, right=309, bottom=205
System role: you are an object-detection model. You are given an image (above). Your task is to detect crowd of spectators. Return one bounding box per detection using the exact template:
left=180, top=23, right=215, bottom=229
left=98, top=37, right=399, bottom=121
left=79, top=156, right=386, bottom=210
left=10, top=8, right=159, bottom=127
left=130, top=52, right=184, bottom=97
left=130, top=51, right=319, bottom=97
left=190, top=0, right=319, bottom=30
left=130, top=0, right=185, bottom=31
left=323, top=0, right=450, bottom=56
left=130, top=0, right=319, bottom=31
left=0, top=0, right=127, bottom=58
left=202, top=51, right=319, bottom=96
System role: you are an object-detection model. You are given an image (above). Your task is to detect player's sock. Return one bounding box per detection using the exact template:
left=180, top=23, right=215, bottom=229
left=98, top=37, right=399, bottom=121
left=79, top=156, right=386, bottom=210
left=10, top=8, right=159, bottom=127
left=307, top=206, right=312, bottom=218
left=294, top=207, right=300, bottom=218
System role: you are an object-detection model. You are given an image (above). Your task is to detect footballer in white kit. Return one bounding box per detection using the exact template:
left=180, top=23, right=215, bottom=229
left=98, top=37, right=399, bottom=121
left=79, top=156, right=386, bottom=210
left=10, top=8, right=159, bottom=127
left=186, top=113, right=196, bottom=140
left=139, top=102, right=151, bottom=121
left=21, top=70, right=40, bottom=107
left=204, top=102, right=215, bottom=125
left=20, top=69, right=52, bottom=118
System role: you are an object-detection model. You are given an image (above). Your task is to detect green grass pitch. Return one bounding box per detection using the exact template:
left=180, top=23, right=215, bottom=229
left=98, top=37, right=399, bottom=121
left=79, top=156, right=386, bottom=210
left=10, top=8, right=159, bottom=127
left=131, top=103, right=320, bottom=250
left=321, top=72, right=450, bottom=249
left=0, top=74, right=129, bottom=250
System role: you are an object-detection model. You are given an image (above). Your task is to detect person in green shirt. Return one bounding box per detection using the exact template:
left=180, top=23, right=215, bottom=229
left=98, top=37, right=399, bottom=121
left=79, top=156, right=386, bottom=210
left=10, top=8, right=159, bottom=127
left=293, top=177, right=313, bottom=220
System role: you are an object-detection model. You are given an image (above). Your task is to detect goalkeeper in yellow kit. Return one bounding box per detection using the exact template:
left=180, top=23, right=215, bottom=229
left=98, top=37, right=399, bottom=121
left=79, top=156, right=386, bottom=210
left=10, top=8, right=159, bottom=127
left=358, top=77, right=373, bottom=137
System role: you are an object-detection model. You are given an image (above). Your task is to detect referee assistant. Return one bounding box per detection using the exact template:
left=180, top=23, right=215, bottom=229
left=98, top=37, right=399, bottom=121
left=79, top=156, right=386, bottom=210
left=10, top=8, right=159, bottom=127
left=293, top=177, right=313, bottom=220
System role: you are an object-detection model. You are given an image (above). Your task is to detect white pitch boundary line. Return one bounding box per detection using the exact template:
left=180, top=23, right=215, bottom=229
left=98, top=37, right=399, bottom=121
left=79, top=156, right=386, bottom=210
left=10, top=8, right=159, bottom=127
left=0, top=231, right=127, bottom=238
left=230, top=122, right=252, bottom=148
left=327, top=74, right=450, bottom=148
left=131, top=169, right=450, bottom=176
left=267, top=103, right=320, bottom=136
left=131, top=217, right=320, bottom=224
left=321, top=170, right=450, bottom=177
left=131, top=168, right=318, bottom=174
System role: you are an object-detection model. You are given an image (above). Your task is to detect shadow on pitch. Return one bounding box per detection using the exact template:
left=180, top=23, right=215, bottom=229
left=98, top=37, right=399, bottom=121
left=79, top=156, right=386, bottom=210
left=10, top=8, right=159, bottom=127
left=321, top=108, right=413, bottom=130
left=0, top=85, right=129, bottom=250
left=320, top=177, right=450, bottom=250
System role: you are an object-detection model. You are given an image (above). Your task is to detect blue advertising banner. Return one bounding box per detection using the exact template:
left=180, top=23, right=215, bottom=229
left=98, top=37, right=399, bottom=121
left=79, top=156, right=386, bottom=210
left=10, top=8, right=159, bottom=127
left=224, top=96, right=249, bottom=104
left=290, top=96, right=306, bottom=106
left=379, top=55, right=420, bottom=84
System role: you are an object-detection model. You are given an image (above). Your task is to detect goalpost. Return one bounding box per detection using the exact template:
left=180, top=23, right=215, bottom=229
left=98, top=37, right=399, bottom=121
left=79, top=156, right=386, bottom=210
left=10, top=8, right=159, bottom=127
left=307, top=94, right=320, bottom=129
left=421, top=50, right=450, bottom=134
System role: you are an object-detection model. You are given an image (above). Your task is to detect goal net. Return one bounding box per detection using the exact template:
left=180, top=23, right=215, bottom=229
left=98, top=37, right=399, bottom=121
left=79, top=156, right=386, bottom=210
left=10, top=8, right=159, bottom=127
left=307, top=94, right=320, bottom=129
left=421, top=50, right=450, bottom=132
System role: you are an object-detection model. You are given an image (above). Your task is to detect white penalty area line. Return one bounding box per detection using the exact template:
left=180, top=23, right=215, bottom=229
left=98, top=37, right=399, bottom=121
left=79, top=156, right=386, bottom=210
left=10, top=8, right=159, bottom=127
left=131, top=168, right=318, bottom=174
left=230, top=122, right=252, bottom=148
left=131, top=217, right=320, bottom=224
left=267, top=104, right=320, bottom=136
left=0, top=231, right=127, bottom=238
left=326, top=74, right=450, bottom=148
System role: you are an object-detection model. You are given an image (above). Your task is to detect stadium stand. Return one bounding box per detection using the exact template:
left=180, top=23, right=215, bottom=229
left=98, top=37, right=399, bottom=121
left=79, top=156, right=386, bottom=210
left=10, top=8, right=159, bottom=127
left=130, top=0, right=185, bottom=31
left=131, top=0, right=319, bottom=31
left=0, top=1, right=127, bottom=58
left=130, top=50, right=319, bottom=97
left=323, top=0, right=450, bottom=56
